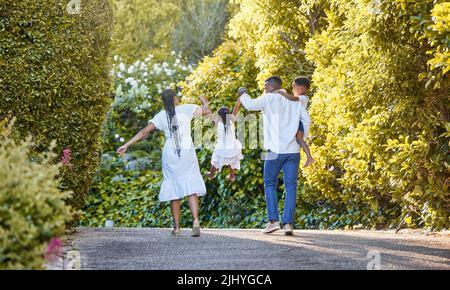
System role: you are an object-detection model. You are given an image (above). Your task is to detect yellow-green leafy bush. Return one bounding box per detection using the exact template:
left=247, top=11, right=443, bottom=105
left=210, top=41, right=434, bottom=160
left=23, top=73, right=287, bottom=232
left=0, top=121, right=72, bottom=270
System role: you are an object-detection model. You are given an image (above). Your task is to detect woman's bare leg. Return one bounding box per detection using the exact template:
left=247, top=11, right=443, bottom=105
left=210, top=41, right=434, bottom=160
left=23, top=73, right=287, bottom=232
left=170, top=199, right=181, bottom=232
left=187, top=194, right=199, bottom=221
left=188, top=194, right=200, bottom=237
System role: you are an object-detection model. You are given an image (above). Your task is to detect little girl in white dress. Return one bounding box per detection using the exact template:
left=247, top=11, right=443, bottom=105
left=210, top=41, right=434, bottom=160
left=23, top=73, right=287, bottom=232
left=206, top=99, right=243, bottom=181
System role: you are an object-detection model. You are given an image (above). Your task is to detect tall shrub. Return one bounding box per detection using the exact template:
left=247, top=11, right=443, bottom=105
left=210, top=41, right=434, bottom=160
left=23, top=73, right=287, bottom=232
left=0, top=0, right=114, bottom=215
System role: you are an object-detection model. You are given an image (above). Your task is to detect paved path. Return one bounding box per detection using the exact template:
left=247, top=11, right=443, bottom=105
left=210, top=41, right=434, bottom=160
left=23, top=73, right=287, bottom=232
left=68, top=228, right=450, bottom=270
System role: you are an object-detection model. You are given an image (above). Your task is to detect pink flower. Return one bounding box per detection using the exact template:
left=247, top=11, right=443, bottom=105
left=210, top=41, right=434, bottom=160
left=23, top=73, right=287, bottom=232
left=45, top=238, right=62, bottom=263
left=61, top=148, right=73, bottom=167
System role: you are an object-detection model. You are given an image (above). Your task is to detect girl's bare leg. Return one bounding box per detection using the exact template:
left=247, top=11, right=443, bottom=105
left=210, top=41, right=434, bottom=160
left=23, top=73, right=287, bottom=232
left=206, top=165, right=218, bottom=178
left=228, top=166, right=236, bottom=181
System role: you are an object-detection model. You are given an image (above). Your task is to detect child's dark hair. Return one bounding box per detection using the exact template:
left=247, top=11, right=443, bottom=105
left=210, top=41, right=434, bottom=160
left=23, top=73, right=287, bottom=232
left=294, top=76, right=310, bottom=89
left=218, top=106, right=232, bottom=135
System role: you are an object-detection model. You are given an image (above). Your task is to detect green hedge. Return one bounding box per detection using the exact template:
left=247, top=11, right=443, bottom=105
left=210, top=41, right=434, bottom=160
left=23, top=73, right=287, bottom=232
left=0, top=120, right=72, bottom=270
left=0, top=0, right=114, bottom=217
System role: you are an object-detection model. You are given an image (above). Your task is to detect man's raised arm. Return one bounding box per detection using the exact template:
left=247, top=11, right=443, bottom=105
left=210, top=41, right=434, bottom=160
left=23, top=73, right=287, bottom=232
left=238, top=87, right=269, bottom=112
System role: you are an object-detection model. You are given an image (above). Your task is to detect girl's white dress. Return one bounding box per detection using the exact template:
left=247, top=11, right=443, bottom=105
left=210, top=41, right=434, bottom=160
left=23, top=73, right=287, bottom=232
left=149, top=104, right=206, bottom=202
left=211, top=116, right=243, bottom=170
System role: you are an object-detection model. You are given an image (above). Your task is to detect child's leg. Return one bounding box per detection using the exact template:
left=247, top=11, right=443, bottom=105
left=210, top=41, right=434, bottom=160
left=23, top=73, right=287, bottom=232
left=206, top=165, right=218, bottom=178
left=227, top=166, right=236, bottom=181
left=296, top=131, right=315, bottom=167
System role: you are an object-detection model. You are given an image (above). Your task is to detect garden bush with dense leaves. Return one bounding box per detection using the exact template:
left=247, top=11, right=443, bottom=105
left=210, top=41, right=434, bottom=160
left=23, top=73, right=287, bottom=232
left=0, top=0, right=114, bottom=217
left=303, top=0, right=449, bottom=230
left=0, top=120, right=72, bottom=270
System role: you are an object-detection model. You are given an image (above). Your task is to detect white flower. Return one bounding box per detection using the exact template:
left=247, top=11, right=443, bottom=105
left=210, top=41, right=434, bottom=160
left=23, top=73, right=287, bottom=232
left=113, top=55, right=119, bottom=61
left=127, top=65, right=135, bottom=74
left=171, top=51, right=176, bottom=56
left=143, top=72, right=148, bottom=77
left=130, top=80, right=138, bottom=88
left=162, top=62, right=169, bottom=68
left=124, top=77, right=134, bottom=84
left=119, top=63, right=126, bottom=71
left=115, top=134, right=120, bottom=139
left=175, top=59, right=181, bottom=64
left=120, top=137, right=125, bottom=143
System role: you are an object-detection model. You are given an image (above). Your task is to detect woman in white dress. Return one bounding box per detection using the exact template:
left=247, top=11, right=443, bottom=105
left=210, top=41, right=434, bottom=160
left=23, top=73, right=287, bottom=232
left=117, top=89, right=211, bottom=237
left=206, top=99, right=243, bottom=181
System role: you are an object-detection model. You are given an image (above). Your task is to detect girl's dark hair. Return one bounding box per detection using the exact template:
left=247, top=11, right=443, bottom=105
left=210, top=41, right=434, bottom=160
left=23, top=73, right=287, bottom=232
left=162, top=89, right=181, bottom=157
left=218, top=106, right=232, bottom=135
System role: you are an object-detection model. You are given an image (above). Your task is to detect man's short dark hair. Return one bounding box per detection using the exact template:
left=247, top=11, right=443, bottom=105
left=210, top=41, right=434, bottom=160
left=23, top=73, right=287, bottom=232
left=294, top=76, right=310, bottom=89
left=265, top=76, right=282, bottom=88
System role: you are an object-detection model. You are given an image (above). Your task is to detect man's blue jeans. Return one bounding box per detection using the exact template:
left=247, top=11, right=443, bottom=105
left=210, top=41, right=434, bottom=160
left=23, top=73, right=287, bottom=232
left=263, top=151, right=300, bottom=225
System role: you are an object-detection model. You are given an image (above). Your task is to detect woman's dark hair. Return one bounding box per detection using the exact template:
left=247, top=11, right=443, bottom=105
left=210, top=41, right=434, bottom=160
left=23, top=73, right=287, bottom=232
left=162, top=89, right=181, bottom=157
left=294, top=76, right=310, bottom=89
left=218, top=106, right=232, bottom=135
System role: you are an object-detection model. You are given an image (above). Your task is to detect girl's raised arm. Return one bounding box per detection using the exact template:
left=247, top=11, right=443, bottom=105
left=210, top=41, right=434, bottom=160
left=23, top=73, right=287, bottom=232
left=232, top=98, right=241, bottom=118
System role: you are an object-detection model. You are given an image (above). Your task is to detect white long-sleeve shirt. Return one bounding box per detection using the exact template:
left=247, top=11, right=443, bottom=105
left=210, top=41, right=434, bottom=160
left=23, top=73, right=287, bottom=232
left=240, top=92, right=311, bottom=154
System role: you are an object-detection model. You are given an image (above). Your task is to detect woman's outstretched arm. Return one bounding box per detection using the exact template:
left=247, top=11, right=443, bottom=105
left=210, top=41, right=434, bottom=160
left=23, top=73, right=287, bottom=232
left=116, top=123, right=156, bottom=156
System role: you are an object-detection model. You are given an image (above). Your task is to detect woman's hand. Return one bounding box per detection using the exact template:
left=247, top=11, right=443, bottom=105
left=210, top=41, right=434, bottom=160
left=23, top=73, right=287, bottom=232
left=116, top=144, right=128, bottom=156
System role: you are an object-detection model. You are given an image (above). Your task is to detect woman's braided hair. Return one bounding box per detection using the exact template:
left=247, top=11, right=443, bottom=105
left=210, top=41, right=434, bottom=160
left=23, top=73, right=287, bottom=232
left=162, top=89, right=181, bottom=158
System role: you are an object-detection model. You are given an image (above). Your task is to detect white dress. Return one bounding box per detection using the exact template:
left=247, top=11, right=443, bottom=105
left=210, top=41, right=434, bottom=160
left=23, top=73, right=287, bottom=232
left=211, top=116, right=243, bottom=170
left=149, top=104, right=206, bottom=202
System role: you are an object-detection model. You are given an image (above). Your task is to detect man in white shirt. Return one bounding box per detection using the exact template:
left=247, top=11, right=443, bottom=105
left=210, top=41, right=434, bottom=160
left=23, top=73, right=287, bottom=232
left=238, top=76, right=310, bottom=235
